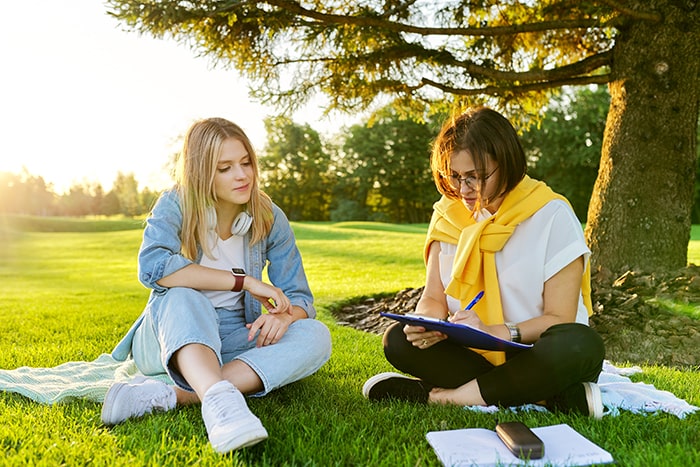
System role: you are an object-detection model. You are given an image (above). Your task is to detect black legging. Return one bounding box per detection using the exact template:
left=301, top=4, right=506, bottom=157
left=383, top=322, right=605, bottom=407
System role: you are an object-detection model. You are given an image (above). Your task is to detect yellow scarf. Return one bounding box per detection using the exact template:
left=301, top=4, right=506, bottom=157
left=424, top=175, right=592, bottom=365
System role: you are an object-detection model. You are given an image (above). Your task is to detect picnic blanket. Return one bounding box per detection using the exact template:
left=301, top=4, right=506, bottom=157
left=597, top=361, right=698, bottom=418
left=463, top=360, right=699, bottom=419
left=0, top=354, right=171, bottom=405
left=0, top=357, right=697, bottom=418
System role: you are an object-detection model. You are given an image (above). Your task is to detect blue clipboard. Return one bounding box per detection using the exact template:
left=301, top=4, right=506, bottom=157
left=380, top=312, right=532, bottom=351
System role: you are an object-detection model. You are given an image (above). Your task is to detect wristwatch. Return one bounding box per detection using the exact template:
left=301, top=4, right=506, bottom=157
left=504, top=322, right=522, bottom=343
left=231, top=268, right=246, bottom=292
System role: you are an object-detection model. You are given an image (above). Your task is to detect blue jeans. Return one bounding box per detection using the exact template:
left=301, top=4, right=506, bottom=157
left=132, top=287, right=332, bottom=395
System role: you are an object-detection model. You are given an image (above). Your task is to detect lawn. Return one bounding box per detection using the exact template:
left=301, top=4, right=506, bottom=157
left=0, top=217, right=698, bottom=466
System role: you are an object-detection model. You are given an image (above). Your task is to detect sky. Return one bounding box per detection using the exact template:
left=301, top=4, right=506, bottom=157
left=0, top=0, right=346, bottom=194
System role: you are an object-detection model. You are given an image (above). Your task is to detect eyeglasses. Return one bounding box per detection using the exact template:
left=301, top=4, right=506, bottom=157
left=446, top=167, right=498, bottom=191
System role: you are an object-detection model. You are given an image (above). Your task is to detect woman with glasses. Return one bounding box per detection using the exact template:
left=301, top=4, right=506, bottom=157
left=101, top=118, right=331, bottom=454
left=363, top=107, right=606, bottom=418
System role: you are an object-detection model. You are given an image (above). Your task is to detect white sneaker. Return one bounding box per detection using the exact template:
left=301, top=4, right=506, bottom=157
left=362, top=372, right=429, bottom=403
left=546, top=381, right=604, bottom=419
left=583, top=382, right=604, bottom=420
left=101, top=376, right=177, bottom=425
left=201, top=380, right=268, bottom=453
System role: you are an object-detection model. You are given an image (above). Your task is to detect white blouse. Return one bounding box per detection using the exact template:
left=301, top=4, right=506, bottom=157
left=439, top=199, right=590, bottom=325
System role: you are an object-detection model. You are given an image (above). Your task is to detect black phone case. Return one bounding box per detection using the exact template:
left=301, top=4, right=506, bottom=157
left=495, top=421, right=545, bottom=460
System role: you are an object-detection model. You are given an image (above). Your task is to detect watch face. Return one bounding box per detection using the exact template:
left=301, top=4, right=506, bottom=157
left=232, top=268, right=246, bottom=275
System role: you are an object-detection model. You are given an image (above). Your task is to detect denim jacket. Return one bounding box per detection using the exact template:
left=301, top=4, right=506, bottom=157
left=111, top=188, right=315, bottom=361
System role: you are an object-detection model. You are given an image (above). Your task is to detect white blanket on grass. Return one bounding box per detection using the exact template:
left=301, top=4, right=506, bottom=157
left=0, top=357, right=697, bottom=418
left=466, top=360, right=699, bottom=419
left=0, top=354, right=171, bottom=405
left=597, top=361, right=698, bottom=418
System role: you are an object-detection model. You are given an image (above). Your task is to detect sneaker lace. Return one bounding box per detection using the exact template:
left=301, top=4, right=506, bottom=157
left=206, top=388, right=245, bottom=426
left=137, top=382, right=173, bottom=413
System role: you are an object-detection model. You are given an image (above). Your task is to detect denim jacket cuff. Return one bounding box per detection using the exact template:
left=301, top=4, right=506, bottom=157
left=142, top=255, right=193, bottom=292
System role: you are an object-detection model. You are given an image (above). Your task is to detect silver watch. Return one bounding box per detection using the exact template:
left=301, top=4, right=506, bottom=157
left=504, top=322, right=521, bottom=343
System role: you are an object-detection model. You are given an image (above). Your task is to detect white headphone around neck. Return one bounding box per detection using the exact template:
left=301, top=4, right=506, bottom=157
left=206, top=207, right=253, bottom=237
left=231, top=210, right=253, bottom=236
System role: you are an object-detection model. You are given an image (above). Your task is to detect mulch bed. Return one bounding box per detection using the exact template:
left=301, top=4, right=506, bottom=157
left=329, top=265, right=700, bottom=368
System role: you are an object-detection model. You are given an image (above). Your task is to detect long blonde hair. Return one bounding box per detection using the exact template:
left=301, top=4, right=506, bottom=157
left=175, top=117, right=273, bottom=260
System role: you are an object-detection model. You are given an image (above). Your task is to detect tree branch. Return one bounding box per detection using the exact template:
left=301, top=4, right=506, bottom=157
left=253, top=0, right=617, bottom=36
left=426, top=49, right=613, bottom=83
left=421, top=74, right=611, bottom=96
left=597, top=0, right=663, bottom=22
left=274, top=47, right=612, bottom=86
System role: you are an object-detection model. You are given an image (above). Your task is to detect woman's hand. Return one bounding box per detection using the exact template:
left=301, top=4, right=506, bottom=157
left=246, top=312, right=294, bottom=347
left=243, top=277, right=292, bottom=314
left=409, top=242, right=451, bottom=349
left=449, top=309, right=504, bottom=338
left=449, top=308, right=486, bottom=330
left=403, top=324, right=447, bottom=349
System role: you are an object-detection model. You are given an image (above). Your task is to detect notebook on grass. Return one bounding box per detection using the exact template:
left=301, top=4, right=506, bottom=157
left=426, top=423, right=613, bottom=467
left=380, top=312, right=532, bottom=351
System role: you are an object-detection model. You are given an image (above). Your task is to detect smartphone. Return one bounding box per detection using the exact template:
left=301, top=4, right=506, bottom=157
left=495, top=421, right=544, bottom=460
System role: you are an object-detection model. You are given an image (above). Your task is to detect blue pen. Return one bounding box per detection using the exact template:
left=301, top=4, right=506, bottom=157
left=464, top=290, right=484, bottom=311
left=447, top=290, right=484, bottom=320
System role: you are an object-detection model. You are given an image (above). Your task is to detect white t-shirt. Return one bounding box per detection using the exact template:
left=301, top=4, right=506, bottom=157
left=439, top=199, right=590, bottom=325
left=199, top=234, right=246, bottom=309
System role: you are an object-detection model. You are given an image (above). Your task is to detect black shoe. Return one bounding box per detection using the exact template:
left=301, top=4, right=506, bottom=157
left=362, top=372, right=429, bottom=403
left=547, top=382, right=603, bottom=419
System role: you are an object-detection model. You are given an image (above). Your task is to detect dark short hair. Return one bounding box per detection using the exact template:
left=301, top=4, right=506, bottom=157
left=431, top=107, right=527, bottom=200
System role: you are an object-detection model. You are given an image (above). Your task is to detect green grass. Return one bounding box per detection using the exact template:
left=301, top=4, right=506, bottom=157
left=1, top=214, right=146, bottom=232
left=1, top=219, right=699, bottom=466
left=689, top=224, right=700, bottom=266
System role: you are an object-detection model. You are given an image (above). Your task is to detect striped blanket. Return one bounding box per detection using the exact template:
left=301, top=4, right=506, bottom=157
left=0, top=354, right=170, bottom=404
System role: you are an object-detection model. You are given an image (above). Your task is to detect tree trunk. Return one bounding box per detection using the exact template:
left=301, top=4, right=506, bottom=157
left=585, top=0, right=699, bottom=273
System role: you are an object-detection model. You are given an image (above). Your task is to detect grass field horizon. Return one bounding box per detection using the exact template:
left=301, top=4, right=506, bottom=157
left=1, top=216, right=698, bottom=465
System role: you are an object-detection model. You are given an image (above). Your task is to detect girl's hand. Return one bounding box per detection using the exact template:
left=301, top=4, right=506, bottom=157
left=246, top=312, right=293, bottom=347
left=244, top=277, right=292, bottom=314
left=403, top=324, right=447, bottom=349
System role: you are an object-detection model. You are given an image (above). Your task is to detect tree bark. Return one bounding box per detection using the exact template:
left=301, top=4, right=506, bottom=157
left=585, top=0, right=699, bottom=272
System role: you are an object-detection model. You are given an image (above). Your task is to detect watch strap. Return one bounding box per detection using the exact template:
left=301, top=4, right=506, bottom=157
left=231, top=269, right=246, bottom=292
left=505, top=322, right=522, bottom=343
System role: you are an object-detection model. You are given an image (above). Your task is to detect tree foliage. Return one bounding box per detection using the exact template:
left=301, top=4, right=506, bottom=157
left=260, top=117, right=333, bottom=221
left=0, top=170, right=157, bottom=218
left=0, top=170, right=55, bottom=216
left=341, top=107, right=439, bottom=223
left=522, top=85, right=610, bottom=222
left=4, top=100, right=697, bottom=228
left=105, top=0, right=617, bottom=122
left=112, top=172, right=142, bottom=217
left=106, top=0, right=699, bottom=273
